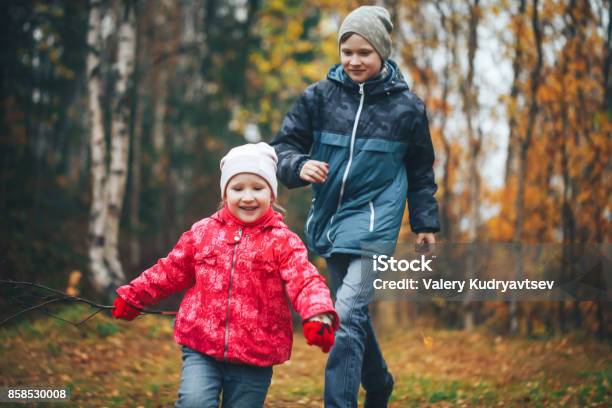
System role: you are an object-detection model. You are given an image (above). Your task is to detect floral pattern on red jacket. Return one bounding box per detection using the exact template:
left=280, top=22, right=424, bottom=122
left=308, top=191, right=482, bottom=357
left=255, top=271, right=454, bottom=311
left=116, top=207, right=339, bottom=367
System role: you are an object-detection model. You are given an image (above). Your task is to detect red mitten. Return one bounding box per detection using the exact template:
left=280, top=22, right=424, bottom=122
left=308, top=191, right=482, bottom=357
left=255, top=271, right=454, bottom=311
left=303, top=321, right=335, bottom=353
left=112, top=296, right=140, bottom=320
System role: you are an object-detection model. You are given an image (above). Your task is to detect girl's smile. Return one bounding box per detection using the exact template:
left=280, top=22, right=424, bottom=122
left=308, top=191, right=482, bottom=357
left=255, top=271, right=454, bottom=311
left=225, top=173, right=273, bottom=223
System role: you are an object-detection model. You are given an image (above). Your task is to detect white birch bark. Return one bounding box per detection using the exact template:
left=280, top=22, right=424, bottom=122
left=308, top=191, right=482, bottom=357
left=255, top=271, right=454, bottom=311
left=104, top=0, right=136, bottom=282
left=87, top=0, right=112, bottom=293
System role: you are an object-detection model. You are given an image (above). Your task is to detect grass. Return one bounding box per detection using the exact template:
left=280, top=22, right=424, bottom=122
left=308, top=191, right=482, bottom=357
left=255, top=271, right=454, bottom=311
left=0, top=304, right=610, bottom=407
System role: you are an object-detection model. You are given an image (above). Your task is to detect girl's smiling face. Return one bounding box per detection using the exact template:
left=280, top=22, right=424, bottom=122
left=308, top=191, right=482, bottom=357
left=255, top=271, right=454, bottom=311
left=225, top=173, right=273, bottom=223
left=340, top=33, right=383, bottom=83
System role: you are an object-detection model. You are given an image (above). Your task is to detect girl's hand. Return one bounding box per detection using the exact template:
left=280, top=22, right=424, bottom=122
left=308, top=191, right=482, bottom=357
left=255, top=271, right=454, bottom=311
left=303, top=320, right=335, bottom=353
left=112, top=296, right=141, bottom=320
left=299, top=160, right=329, bottom=183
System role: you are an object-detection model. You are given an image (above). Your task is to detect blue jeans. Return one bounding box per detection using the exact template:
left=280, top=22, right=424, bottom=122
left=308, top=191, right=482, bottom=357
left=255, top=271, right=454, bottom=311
left=324, top=254, right=391, bottom=408
left=176, top=346, right=272, bottom=408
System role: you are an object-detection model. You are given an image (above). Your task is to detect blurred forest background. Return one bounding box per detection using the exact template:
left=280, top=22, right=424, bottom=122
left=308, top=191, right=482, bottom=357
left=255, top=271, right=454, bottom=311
left=0, top=0, right=610, bottom=338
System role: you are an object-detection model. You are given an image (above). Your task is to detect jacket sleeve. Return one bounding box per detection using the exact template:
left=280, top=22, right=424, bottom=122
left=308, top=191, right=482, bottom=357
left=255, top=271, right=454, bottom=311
left=116, top=230, right=196, bottom=308
left=277, top=232, right=339, bottom=329
left=404, top=105, right=441, bottom=233
left=270, top=87, right=316, bottom=189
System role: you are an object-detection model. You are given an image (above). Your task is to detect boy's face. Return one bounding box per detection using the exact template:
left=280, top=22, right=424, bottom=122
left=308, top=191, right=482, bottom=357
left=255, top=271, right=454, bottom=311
left=340, top=34, right=383, bottom=83
left=225, top=173, right=273, bottom=223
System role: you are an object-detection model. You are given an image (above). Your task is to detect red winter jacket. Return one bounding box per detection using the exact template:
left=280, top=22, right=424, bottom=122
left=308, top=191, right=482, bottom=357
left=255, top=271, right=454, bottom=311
left=117, top=207, right=338, bottom=367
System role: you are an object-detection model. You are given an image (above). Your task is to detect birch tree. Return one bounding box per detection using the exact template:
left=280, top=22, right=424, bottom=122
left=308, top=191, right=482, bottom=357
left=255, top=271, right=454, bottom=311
left=87, top=0, right=111, bottom=294
left=105, top=0, right=136, bottom=283
left=88, top=0, right=136, bottom=298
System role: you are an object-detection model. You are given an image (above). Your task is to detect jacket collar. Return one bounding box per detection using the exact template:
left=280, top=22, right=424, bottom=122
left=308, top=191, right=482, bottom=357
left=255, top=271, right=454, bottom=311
left=212, top=206, right=284, bottom=230
left=327, top=59, right=410, bottom=96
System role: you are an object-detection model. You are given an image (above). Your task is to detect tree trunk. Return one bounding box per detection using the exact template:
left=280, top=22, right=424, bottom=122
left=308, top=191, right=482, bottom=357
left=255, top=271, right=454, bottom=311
left=597, top=0, right=610, bottom=339
left=434, top=1, right=458, bottom=242
left=129, top=1, right=145, bottom=268
left=462, top=0, right=481, bottom=331
left=150, top=0, right=173, bottom=253
left=87, top=0, right=112, bottom=294
left=87, top=0, right=136, bottom=298
left=511, top=0, right=543, bottom=334
left=104, top=0, right=136, bottom=284
left=504, top=0, right=527, bottom=185
left=603, top=0, right=611, bottom=112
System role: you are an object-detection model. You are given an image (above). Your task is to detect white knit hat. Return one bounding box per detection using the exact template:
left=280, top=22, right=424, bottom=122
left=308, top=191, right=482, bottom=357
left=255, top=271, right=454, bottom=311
left=220, top=142, right=278, bottom=198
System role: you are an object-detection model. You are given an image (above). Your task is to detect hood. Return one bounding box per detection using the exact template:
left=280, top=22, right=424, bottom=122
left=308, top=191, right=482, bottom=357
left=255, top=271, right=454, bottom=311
left=327, top=59, right=409, bottom=96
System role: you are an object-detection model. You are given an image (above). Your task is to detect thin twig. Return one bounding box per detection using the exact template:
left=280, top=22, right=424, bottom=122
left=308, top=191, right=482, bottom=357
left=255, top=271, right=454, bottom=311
left=9, top=295, right=77, bottom=326
left=0, top=279, right=177, bottom=327
left=0, top=298, right=63, bottom=326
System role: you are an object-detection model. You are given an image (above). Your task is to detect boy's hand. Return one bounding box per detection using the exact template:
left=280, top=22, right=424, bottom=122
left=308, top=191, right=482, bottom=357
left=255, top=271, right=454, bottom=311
left=303, top=320, right=335, bottom=353
left=416, top=232, right=435, bottom=245
left=415, top=232, right=435, bottom=252
left=112, top=296, right=141, bottom=320
left=299, top=160, right=329, bottom=183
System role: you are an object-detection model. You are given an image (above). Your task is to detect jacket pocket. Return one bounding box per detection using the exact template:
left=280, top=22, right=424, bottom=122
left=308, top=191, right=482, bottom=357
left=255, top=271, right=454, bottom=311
left=193, top=248, right=219, bottom=268
left=251, top=257, right=277, bottom=275
left=351, top=139, right=406, bottom=191
left=312, top=132, right=350, bottom=173
left=194, top=252, right=217, bottom=266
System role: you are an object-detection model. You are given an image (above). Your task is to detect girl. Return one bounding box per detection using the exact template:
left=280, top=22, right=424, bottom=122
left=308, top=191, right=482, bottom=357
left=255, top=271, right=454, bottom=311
left=112, top=142, right=339, bottom=408
left=270, top=6, right=439, bottom=408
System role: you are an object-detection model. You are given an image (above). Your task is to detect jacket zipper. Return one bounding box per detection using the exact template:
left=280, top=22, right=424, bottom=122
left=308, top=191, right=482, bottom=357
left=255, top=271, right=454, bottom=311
left=369, top=201, right=375, bottom=232
left=305, top=198, right=316, bottom=232
left=327, top=82, right=365, bottom=243
left=337, top=82, right=364, bottom=210
left=224, top=227, right=242, bottom=360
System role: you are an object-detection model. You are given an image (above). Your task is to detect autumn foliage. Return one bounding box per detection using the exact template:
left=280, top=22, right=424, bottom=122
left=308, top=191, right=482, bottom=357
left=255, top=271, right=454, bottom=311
left=0, top=1, right=609, bottom=337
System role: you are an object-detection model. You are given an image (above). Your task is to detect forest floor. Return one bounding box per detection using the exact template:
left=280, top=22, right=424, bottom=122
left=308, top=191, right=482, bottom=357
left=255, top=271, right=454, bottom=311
left=0, top=304, right=610, bottom=407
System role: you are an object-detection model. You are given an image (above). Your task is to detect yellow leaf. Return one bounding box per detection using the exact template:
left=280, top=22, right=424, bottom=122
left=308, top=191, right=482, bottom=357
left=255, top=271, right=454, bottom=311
left=421, top=332, right=434, bottom=349
left=65, top=270, right=81, bottom=296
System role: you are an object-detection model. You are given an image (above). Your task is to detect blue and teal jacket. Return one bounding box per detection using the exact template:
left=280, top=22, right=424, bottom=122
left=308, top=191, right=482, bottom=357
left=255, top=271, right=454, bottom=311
left=271, top=60, right=440, bottom=257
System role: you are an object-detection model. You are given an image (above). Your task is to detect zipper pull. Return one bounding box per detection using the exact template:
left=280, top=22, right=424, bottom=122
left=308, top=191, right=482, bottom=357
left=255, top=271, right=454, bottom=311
left=233, top=228, right=243, bottom=243
left=359, top=83, right=364, bottom=95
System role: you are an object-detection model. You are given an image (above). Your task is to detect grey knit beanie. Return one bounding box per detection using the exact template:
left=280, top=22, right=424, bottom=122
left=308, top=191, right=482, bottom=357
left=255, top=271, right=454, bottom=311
left=338, top=6, right=393, bottom=60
